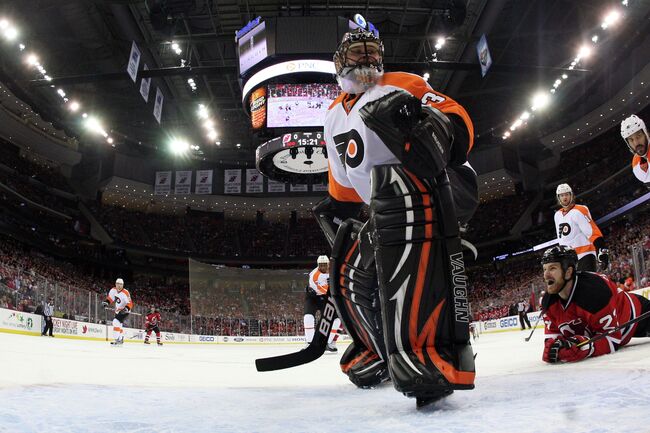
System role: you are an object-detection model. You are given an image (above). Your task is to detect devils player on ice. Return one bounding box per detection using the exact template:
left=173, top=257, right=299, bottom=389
left=314, top=26, right=477, bottom=407
left=144, top=307, right=163, bottom=346
left=540, top=246, right=650, bottom=363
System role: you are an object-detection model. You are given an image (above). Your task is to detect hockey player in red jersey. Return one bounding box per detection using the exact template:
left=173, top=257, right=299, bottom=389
left=144, top=307, right=162, bottom=346
left=540, top=246, right=650, bottom=363
left=314, top=27, right=477, bottom=407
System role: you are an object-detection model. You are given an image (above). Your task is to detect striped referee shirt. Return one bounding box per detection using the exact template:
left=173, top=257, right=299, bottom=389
left=43, top=302, right=54, bottom=317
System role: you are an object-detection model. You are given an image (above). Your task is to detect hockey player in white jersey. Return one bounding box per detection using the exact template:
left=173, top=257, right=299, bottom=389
left=620, top=114, right=650, bottom=186
left=102, top=278, right=133, bottom=345
left=304, top=256, right=341, bottom=352
left=554, top=184, right=608, bottom=272
left=314, top=27, right=477, bottom=407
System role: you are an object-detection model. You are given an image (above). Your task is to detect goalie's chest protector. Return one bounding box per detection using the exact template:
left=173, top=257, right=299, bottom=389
left=324, top=82, right=404, bottom=204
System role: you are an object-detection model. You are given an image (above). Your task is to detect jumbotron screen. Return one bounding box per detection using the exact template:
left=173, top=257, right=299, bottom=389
left=267, top=83, right=340, bottom=128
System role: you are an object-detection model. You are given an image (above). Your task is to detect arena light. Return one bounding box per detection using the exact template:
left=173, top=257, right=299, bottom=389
left=107, top=137, right=114, bottom=144
left=601, top=10, right=621, bottom=29
left=169, top=138, right=190, bottom=155
left=434, top=37, right=446, bottom=50
left=530, top=91, right=550, bottom=111
left=577, top=45, right=591, bottom=59
left=3, top=25, right=18, bottom=41
left=207, top=130, right=217, bottom=140
left=84, top=116, right=106, bottom=136
left=202, top=119, right=214, bottom=130
left=25, top=53, right=38, bottom=66
left=591, top=35, right=599, bottom=43
left=423, top=72, right=430, bottom=81
left=56, top=88, right=66, bottom=98
left=68, top=101, right=80, bottom=112
left=197, top=104, right=209, bottom=119
left=520, top=111, right=530, bottom=121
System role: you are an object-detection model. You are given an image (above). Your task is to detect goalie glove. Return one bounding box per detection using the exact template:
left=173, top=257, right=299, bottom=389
left=359, top=90, right=453, bottom=179
left=597, top=248, right=609, bottom=268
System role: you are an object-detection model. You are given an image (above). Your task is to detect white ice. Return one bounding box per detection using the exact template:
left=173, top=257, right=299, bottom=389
left=1, top=330, right=649, bottom=433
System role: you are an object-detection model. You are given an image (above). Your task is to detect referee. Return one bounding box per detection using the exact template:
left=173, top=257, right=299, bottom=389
left=42, top=297, right=54, bottom=337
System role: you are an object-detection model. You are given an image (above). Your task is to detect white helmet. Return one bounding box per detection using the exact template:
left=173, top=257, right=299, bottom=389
left=115, top=278, right=124, bottom=285
left=556, top=183, right=574, bottom=207
left=620, top=115, right=649, bottom=156
left=556, top=183, right=572, bottom=195
left=317, top=255, right=330, bottom=265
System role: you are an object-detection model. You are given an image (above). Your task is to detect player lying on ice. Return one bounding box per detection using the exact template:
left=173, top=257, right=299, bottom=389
left=313, top=27, right=478, bottom=408
left=540, top=246, right=650, bottom=364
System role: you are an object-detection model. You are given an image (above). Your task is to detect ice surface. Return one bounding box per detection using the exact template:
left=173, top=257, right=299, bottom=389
left=1, top=330, right=649, bottom=433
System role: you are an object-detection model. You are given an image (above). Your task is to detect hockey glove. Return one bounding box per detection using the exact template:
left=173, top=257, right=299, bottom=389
left=101, top=300, right=109, bottom=308
left=542, top=337, right=563, bottom=363
left=557, top=335, right=592, bottom=362
left=597, top=248, right=609, bottom=269
left=123, top=306, right=130, bottom=313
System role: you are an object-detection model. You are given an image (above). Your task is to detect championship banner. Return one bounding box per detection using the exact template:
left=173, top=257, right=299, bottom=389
left=476, top=34, right=492, bottom=78
left=153, top=87, right=164, bottom=124
left=224, top=169, right=242, bottom=194
left=175, top=170, right=192, bottom=195
left=290, top=183, right=308, bottom=192
left=127, top=41, right=141, bottom=83
left=195, top=170, right=213, bottom=195
left=139, top=64, right=151, bottom=102
left=312, top=182, right=328, bottom=192
left=267, top=179, right=286, bottom=193
left=154, top=171, right=172, bottom=195
left=246, top=169, right=264, bottom=193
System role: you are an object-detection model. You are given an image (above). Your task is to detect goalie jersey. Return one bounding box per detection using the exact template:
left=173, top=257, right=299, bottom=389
left=324, top=72, right=475, bottom=205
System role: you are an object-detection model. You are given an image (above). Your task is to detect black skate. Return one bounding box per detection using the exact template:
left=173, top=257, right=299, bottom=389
left=325, top=343, right=338, bottom=353
left=157, top=342, right=163, bottom=346
left=144, top=340, right=150, bottom=345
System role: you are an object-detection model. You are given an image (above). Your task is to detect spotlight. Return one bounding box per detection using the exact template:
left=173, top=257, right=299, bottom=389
left=169, top=138, right=190, bottom=155
left=530, top=91, right=550, bottom=111
left=69, top=101, right=80, bottom=112
left=577, top=45, right=591, bottom=59
left=434, top=37, right=445, bottom=50
left=197, top=104, right=209, bottom=119
left=3, top=26, right=18, bottom=41
left=601, top=10, right=621, bottom=29
left=423, top=72, right=430, bottom=81
left=25, top=54, right=38, bottom=66
left=207, top=130, right=217, bottom=140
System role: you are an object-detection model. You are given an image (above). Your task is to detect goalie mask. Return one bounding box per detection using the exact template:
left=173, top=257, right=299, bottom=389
left=334, top=28, right=384, bottom=94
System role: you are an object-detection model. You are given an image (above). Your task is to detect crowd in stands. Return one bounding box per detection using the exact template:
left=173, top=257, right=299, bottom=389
left=466, top=192, right=532, bottom=243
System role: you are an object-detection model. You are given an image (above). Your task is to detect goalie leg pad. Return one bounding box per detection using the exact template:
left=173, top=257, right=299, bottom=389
left=330, top=218, right=388, bottom=387
left=369, top=164, right=475, bottom=400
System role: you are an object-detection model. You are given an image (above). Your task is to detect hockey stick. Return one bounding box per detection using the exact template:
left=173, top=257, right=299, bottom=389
left=576, top=308, right=650, bottom=348
left=255, top=297, right=338, bottom=372
left=525, top=310, right=545, bottom=342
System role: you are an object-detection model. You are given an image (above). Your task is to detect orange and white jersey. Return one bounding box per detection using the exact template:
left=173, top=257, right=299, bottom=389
left=554, top=204, right=603, bottom=259
left=631, top=154, right=650, bottom=184
left=324, top=72, right=474, bottom=204
left=107, top=287, right=133, bottom=313
left=308, top=267, right=330, bottom=296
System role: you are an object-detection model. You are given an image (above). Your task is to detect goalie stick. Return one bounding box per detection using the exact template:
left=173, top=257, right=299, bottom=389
left=576, top=308, right=650, bottom=348
left=255, top=297, right=338, bottom=372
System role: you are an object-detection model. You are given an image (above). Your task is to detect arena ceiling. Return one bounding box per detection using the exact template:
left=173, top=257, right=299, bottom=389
left=0, top=0, right=649, bottom=172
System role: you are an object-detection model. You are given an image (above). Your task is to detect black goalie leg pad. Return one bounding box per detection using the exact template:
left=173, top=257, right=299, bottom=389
left=370, top=164, right=475, bottom=402
left=331, top=218, right=389, bottom=388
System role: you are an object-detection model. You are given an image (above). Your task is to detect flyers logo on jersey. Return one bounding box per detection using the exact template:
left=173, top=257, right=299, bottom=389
left=333, top=129, right=365, bottom=170
left=558, top=223, right=571, bottom=238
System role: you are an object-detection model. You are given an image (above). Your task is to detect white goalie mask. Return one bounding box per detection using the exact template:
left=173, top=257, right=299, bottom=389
left=333, top=28, right=384, bottom=94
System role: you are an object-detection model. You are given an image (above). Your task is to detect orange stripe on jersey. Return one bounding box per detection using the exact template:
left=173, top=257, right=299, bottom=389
left=633, top=154, right=648, bottom=170
left=574, top=205, right=603, bottom=243
left=379, top=72, right=474, bottom=153
left=328, top=93, right=345, bottom=110
left=575, top=245, right=596, bottom=254
left=328, top=162, right=363, bottom=203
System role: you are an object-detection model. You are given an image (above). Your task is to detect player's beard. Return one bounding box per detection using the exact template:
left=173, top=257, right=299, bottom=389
left=336, top=66, right=383, bottom=94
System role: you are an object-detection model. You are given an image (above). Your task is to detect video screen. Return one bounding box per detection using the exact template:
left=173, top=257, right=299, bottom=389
left=267, top=83, right=340, bottom=128
left=238, top=22, right=267, bottom=75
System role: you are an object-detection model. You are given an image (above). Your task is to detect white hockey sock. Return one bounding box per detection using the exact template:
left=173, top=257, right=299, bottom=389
left=328, top=318, right=341, bottom=344
left=304, top=314, right=315, bottom=343
left=112, top=318, right=123, bottom=340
